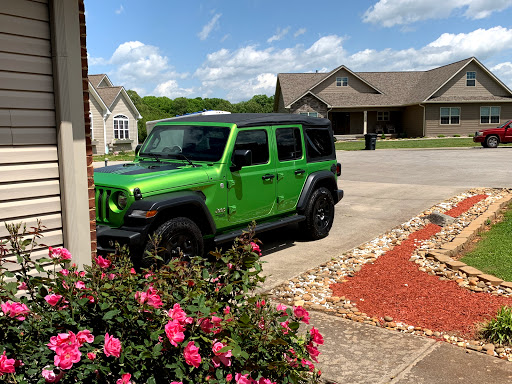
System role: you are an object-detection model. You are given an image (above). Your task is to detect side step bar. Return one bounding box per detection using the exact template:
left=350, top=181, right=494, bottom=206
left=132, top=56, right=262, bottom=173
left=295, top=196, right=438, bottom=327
left=214, top=214, right=306, bottom=245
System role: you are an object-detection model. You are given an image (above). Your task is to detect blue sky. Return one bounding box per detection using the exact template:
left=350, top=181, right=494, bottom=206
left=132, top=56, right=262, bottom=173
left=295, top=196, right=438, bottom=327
left=85, top=0, right=512, bottom=102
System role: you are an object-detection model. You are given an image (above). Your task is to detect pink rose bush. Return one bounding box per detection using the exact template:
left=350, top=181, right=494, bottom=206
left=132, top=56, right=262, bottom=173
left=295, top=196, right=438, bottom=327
left=0, top=222, right=322, bottom=383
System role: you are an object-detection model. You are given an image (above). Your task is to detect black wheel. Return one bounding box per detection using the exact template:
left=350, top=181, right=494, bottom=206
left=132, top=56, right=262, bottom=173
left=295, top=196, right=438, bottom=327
left=299, top=187, right=335, bottom=240
left=143, top=217, right=203, bottom=266
left=485, top=135, right=499, bottom=148
left=481, top=142, right=488, bottom=148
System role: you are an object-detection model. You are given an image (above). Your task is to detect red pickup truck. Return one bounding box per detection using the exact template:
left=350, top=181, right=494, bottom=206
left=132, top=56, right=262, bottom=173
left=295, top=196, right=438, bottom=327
left=473, top=119, right=512, bottom=148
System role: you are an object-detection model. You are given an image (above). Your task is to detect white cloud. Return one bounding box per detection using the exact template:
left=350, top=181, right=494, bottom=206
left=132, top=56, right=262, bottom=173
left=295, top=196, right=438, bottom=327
left=363, top=0, right=512, bottom=27
left=491, top=62, right=512, bottom=90
left=153, top=80, right=194, bottom=98
left=198, top=13, right=222, bottom=41
left=294, top=28, right=306, bottom=38
left=267, top=27, right=290, bottom=43
left=115, top=5, right=124, bottom=15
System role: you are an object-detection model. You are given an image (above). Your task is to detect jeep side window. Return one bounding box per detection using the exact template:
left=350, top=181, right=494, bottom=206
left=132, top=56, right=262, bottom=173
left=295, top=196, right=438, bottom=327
left=276, top=128, right=303, bottom=161
left=305, top=128, right=334, bottom=161
left=234, top=130, right=269, bottom=165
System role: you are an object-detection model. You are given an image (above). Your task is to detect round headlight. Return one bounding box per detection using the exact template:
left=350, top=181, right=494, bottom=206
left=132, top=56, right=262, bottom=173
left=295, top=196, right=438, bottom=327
left=116, top=191, right=127, bottom=209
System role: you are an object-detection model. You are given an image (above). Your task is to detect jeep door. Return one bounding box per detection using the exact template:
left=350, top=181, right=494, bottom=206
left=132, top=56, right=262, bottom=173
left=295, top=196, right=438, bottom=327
left=274, top=126, right=307, bottom=213
left=227, top=127, right=276, bottom=224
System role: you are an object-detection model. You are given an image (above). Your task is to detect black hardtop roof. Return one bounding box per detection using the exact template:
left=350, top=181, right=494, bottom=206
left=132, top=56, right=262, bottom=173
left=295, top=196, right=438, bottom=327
left=160, top=113, right=331, bottom=128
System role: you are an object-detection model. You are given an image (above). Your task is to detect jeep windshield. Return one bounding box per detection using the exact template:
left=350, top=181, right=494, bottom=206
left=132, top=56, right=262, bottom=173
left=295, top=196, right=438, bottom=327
left=139, top=125, right=230, bottom=162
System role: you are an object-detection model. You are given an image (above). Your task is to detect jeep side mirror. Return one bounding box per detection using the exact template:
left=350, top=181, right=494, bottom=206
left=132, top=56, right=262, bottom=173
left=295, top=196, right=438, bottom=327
left=230, top=149, right=252, bottom=172
left=135, top=144, right=142, bottom=156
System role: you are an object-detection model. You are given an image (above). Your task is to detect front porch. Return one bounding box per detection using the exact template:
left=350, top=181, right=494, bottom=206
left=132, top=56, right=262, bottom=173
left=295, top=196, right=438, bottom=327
left=328, top=109, right=406, bottom=136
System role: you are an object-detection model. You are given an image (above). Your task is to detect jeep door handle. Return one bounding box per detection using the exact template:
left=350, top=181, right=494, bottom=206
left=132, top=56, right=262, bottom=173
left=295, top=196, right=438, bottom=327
left=262, top=174, right=275, bottom=181
left=294, top=169, right=306, bottom=175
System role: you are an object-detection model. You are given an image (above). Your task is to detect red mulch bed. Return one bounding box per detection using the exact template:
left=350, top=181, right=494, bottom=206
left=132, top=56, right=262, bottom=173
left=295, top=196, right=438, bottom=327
left=330, top=194, right=512, bottom=338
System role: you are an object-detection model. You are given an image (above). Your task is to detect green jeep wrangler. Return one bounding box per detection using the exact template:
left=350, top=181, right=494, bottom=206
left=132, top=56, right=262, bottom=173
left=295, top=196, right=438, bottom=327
left=95, top=113, right=343, bottom=265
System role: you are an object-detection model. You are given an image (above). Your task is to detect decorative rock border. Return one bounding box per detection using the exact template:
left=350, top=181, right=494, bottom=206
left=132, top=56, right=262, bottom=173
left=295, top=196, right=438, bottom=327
left=269, top=188, right=512, bottom=361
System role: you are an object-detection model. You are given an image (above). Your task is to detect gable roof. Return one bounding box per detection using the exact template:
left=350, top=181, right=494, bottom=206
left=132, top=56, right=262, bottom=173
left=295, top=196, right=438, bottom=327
left=88, top=74, right=141, bottom=119
left=277, top=57, right=512, bottom=109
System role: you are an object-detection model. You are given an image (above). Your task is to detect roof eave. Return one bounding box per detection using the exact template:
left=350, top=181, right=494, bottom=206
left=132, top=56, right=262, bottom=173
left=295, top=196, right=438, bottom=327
left=88, top=82, right=111, bottom=115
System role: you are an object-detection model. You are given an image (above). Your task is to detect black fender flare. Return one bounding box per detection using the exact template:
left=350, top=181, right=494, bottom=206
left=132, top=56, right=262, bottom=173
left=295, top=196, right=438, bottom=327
left=124, top=190, right=216, bottom=235
left=296, top=171, right=340, bottom=212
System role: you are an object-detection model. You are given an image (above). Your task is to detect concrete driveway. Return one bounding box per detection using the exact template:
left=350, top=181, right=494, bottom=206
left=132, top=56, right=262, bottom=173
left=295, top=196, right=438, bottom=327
left=259, top=146, right=512, bottom=291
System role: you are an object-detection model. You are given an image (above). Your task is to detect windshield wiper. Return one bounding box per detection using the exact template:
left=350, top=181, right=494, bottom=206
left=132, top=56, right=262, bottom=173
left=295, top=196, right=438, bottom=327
left=139, top=153, right=162, bottom=162
left=176, top=153, right=198, bottom=167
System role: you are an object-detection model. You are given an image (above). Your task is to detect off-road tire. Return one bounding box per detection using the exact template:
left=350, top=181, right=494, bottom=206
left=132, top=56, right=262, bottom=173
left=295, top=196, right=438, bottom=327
left=485, top=135, right=499, bottom=148
left=142, top=217, right=203, bottom=267
left=299, top=187, right=335, bottom=240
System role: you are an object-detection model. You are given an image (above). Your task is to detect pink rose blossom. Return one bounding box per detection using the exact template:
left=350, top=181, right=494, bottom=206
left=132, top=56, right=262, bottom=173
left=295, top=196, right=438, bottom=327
left=306, top=342, right=320, bottom=363
left=301, top=359, right=315, bottom=372
left=104, top=333, right=122, bottom=358
left=169, top=303, right=192, bottom=324
left=1, top=301, right=30, bottom=321
left=42, top=368, right=63, bottom=382
left=146, top=287, right=163, bottom=308
left=183, top=341, right=201, bottom=368
left=75, top=281, right=86, bottom=290
left=165, top=320, right=185, bottom=347
left=256, top=299, right=265, bottom=308
left=47, top=332, right=76, bottom=351
left=54, top=344, right=81, bottom=370
left=108, top=273, right=116, bottom=280
left=293, top=306, right=310, bottom=324
left=130, top=268, right=136, bottom=274
left=212, top=341, right=232, bottom=368
left=45, top=294, right=63, bottom=307
left=276, top=303, right=287, bottom=312
left=170, top=382, right=183, bottom=384
left=223, top=305, right=231, bottom=314
left=235, top=373, right=252, bottom=384
left=59, top=269, right=69, bottom=276
left=258, top=379, right=276, bottom=384
left=250, top=242, right=262, bottom=256
left=17, top=282, right=27, bottom=290
left=309, top=327, right=324, bottom=345
left=0, top=351, right=15, bottom=375
left=116, top=373, right=132, bottom=384
left=87, top=352, right=96, bottom=360
left=199, top=318, right=213, bottom=333
left=49, top=247, right=72, bottom=260
left=280, top=321, right=290, bottom=334
left=95, top=255, right=111, bottom=268
left=76, top=330, right=94, bottom=345
left=226, top=374, right=233, bottom=382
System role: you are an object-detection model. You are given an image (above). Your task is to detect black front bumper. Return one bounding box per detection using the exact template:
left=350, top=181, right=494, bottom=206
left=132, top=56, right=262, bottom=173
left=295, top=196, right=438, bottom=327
left=96, top=225, right=143, bottom=254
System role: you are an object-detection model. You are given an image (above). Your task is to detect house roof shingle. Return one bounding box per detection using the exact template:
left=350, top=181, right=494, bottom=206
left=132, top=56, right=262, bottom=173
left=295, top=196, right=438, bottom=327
left=95, top=86, right=122, bottom=109
left=277, top=57, right=512, bottom=109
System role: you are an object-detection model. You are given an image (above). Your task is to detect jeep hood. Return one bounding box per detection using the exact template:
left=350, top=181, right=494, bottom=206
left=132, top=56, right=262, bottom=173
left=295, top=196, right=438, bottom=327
left=94, top=161, right=211, bottom=195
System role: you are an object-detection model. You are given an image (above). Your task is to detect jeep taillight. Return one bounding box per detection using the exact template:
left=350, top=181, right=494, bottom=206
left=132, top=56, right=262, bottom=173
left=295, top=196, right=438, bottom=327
left=336, top=163, right=341, bottom=176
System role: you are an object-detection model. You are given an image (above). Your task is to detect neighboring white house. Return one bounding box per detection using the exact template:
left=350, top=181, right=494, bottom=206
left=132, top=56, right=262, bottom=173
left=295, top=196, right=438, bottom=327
left=88, top=74, right=141, bottom=155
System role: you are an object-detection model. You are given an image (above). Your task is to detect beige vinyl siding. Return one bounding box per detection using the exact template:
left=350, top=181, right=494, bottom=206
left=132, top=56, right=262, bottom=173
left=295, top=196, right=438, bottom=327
left=0, top=0, right=63, bottom=267
left=424, top=103, right=512, bottom=136
left=432, top=62, right=510, bottom=98
left=105, top=96, right=139, bottom=151
left=313, top=68, right=377, bottom=95
left=89, top=96, right=105, bottom=154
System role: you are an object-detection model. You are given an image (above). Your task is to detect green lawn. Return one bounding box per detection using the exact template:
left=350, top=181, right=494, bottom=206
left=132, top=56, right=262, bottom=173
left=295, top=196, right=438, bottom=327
left=93, top=153, right=135, bottom=162
left=335, top=138, right=480, bottom=151
left=461, top=202, right=512, bottom=281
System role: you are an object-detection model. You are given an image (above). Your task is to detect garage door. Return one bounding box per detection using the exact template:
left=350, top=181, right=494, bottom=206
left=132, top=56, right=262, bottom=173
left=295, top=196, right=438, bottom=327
left=0, top=0, right=63, bottom=270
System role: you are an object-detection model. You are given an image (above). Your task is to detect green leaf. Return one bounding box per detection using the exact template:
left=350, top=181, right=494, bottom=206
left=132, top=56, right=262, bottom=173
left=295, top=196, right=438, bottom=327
left=202, top=268, right=209, bottom=280
left=103, top=309, right=121, bottom=320
left=147, top=376, right=156, bottom=384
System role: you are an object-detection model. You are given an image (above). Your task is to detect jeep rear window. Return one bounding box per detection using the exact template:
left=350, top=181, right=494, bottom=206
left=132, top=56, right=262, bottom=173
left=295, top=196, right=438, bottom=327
left=276, top=128, right=303, bottom=161
left=304, top=128, right=334, bottom=161
left=141, top=125, right=230, bottom=162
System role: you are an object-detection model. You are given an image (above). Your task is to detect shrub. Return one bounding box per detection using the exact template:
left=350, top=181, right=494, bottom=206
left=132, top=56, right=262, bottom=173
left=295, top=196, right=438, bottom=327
left=453, top=134, right=460, bottom=137
left=437, top=134, right=446, bottom=138
left=468, top=133, right=475, bottom=137
left=380, top=133, right=386, bottom=140
left=480, top=306, right=512, bottom=345
left=0, top=222, right=321, bottom=383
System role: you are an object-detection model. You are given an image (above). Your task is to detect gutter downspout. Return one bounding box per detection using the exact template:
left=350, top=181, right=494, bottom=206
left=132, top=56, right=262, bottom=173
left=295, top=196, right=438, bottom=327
left=103, top=112, right=109, bottom=154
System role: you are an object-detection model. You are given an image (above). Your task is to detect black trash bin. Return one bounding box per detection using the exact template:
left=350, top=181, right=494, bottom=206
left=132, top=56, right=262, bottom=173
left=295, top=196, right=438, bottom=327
left=364, top=133, right=377, bottom=150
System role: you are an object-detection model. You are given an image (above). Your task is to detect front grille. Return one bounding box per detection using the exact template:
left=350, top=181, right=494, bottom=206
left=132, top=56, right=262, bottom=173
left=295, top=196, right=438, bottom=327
left=95, top=187, right=113, bottom=223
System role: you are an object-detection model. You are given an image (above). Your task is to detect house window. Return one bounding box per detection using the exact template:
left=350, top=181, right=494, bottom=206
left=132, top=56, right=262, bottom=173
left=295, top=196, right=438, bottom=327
left=113, top=115, right=129, bottom=139
left=377, top=111, right=389, bottom=121
left=299, top=112, right=318, bottom=117
left=466, top=71, right=476, bottom=87
left=480, top=106, right=500, bottom=124
left=336, top=77, right=348, bottom=87
left=440, top=107, right=460, bottom=125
